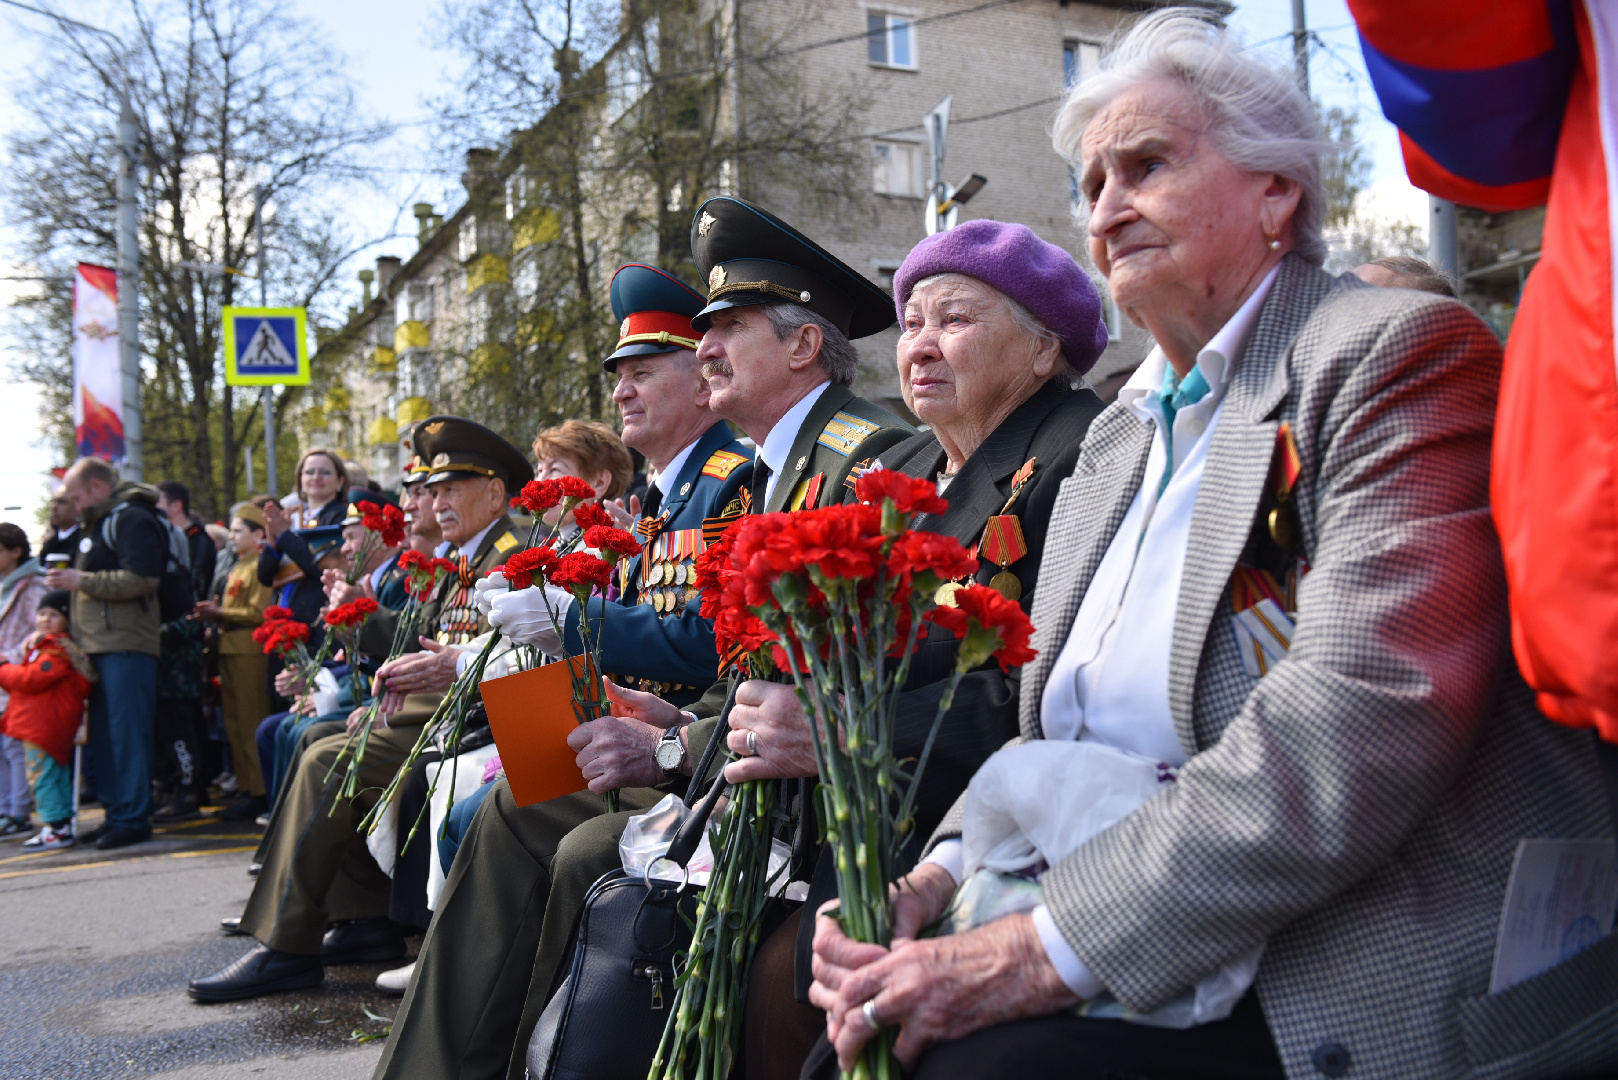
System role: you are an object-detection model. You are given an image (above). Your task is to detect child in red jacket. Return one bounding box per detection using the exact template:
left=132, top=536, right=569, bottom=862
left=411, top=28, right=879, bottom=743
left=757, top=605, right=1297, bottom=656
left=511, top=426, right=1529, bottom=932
left=0, top=591, right=93, bottom=850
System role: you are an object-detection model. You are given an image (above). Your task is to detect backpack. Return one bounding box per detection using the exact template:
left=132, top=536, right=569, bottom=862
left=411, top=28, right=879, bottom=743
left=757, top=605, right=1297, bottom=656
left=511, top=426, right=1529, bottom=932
left=102, top=501, right=196, bottom=624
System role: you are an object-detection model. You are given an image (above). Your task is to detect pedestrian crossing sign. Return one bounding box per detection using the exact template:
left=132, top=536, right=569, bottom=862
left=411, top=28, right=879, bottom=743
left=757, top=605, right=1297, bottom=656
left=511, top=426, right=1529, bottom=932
left=223, top=306, right=310, bottom=386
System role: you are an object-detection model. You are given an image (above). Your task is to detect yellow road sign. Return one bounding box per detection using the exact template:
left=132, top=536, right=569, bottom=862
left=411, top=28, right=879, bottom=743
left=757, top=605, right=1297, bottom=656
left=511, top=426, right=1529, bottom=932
left=223, top=306, right=310, bottom=386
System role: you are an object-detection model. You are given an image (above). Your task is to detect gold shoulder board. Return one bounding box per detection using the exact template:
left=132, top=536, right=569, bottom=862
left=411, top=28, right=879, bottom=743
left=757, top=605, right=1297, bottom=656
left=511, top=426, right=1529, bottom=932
left=702, top=449, right=749, bottom=480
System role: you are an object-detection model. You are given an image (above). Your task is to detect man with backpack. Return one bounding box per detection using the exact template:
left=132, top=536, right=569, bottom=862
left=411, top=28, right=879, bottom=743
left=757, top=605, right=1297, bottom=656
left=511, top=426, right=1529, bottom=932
left=45, top=457, right=175, bottom=849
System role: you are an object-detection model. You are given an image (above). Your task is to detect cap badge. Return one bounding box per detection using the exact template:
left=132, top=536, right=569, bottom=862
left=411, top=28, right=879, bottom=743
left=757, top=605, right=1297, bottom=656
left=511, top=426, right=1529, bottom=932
left=424, top=421, right=445, bottom=435
left=432, top=452, right=451, bottom=467
left=697, top=211, right=717, bottom=237
left=708, top=264, right=727, bottom=291
left=620, top=317, right=632, bottom=338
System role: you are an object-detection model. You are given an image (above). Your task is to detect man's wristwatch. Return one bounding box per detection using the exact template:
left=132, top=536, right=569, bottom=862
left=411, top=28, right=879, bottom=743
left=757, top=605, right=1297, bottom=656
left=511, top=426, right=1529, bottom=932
left=654, top=724, right=686, bottom=777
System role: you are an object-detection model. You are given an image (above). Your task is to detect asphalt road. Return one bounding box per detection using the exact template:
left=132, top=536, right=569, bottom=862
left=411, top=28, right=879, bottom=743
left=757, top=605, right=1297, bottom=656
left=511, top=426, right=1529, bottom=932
left=0, top=806, right=411, bottom=1079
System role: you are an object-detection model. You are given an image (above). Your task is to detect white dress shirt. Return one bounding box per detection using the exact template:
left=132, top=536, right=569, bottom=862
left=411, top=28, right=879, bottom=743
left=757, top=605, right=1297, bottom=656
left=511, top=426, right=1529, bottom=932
left=755, top=381, right=830, bottom=505
left=647, top=436, right=700, bottom=503
left=927, top=265, right=1281, bottom=998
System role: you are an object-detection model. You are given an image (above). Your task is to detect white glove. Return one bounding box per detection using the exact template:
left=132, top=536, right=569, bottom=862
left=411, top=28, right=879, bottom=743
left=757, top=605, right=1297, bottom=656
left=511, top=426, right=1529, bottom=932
left=488, top=584, right=573, bottom=654
left=473, top=571, right=510, bottom=617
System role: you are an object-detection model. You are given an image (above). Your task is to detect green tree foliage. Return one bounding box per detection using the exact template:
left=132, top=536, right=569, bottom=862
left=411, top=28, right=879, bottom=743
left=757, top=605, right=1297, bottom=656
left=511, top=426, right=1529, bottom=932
left=3, top=0, right=388, bottom=517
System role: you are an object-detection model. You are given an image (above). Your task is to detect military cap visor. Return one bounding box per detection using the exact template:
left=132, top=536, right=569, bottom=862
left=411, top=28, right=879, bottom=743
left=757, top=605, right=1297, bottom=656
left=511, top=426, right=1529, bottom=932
left=604, top=263, right=707, bottom=371
left=297, top=525, right=344, bottom=560
left=689, top=197, right=896, bottom=340
left=414, top=415, right=535, bottom=497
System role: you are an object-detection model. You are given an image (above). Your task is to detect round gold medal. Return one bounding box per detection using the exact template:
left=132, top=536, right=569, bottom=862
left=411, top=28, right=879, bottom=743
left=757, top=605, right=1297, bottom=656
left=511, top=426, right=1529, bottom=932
left=662, top=561, right=677, bottom=586
left=933, top=581, right=962, bottom=607
left=989, top=570, right=1023, bottom=601
left=654, top=589, right=669, bottom=613
left=1268, top=505, right=1298, bottom=553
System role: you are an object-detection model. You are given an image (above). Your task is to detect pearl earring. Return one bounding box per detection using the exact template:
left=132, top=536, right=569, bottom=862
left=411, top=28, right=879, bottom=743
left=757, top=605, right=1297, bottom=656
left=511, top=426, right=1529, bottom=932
left=1268, top=238, right=1281, bottom=251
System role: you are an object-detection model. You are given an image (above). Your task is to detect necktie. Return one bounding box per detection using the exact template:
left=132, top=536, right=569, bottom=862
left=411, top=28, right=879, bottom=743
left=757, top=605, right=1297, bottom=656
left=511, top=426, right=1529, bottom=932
left=641, top=483, right=663, bottom=520
left=749, top=460, right=772, bottom=509
left=1157, top=363, right=1211, bottom=495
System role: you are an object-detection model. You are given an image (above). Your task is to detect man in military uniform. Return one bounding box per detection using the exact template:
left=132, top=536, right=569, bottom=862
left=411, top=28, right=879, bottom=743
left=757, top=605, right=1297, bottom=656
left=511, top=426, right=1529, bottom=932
left=373, top=200, right=914, bottom=1080
left=189, top=417, right=531, bottom=1002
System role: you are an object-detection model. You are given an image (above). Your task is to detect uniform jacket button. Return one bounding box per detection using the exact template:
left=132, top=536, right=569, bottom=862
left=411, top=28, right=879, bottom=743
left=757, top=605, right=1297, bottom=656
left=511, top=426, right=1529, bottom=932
left=1311, top=1041, right=1351, bottom=1077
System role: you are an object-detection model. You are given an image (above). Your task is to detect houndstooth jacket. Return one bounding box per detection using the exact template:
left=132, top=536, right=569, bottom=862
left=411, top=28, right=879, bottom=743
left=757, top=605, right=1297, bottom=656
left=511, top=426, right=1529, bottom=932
left=931, top=255, right=1618, bottom=1080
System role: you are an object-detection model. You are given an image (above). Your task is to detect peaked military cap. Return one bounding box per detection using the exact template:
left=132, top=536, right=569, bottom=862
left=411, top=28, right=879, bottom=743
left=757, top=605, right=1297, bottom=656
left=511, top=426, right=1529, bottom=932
left=415, top=416, right=534, bottom=497
left=296, top=525, right=344, bottom=561
left=689, top=197, right=896, bottom=339
left=342, top=486, right=399, bottom=527
left=604, top=263, right=707, bottom=371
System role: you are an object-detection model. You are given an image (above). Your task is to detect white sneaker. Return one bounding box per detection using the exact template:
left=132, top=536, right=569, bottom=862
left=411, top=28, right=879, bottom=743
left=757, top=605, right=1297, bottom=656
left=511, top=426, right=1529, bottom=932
left=375, top=961, right=414, bottom=995
left=22, top=824, right=74, bottom=851
left=213, top=771, right=238, bottom=796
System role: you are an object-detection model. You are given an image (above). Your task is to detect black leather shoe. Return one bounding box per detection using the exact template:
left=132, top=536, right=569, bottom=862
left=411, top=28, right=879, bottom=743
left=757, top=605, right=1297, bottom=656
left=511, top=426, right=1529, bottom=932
left=95, top=826, right=151, bottom=850
left=220, top=916, right=247, bottom=936
left=247, top=862, right=261, bottom=877
left=79, top=822, right=111, bottom=844
left=220, top=795, right=267, bottom=822
left=320, top=918, right=406, bottom=965
left=187, top=944, right=322, bottom=1003
left=153, top=793, right=201, bottom=824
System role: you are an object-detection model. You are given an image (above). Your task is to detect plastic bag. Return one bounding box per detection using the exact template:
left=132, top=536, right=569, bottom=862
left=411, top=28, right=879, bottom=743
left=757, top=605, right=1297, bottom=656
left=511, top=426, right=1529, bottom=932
left=311, top=668, right=340, bottom=716
left=954, top=740, right=1263, bottom=1029
left=619, top=792, right=794, bottom=894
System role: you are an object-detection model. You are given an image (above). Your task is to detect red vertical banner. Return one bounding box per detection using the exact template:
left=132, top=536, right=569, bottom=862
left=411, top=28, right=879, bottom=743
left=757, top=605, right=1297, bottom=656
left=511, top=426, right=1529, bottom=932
left=72, top=262, right=124, bottom=461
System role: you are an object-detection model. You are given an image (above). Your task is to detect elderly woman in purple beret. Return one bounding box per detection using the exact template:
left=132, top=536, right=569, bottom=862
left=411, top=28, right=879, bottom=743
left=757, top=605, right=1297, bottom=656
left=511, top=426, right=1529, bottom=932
left=809, top=10, right=1617, bottom=1080
left=729, top=219, right=1108, bottom=1080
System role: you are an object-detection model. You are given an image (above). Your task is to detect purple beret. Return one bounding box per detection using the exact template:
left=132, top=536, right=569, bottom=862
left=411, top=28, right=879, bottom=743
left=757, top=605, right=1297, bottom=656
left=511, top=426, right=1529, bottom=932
left=892, top=220, right=1109, bottom=375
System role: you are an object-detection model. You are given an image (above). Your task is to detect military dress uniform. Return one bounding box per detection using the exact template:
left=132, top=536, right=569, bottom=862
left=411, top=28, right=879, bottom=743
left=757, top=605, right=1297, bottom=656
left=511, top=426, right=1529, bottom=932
left=374, top=199, right=917, bottom=1080
left=212, top=418, right=531, bottom=975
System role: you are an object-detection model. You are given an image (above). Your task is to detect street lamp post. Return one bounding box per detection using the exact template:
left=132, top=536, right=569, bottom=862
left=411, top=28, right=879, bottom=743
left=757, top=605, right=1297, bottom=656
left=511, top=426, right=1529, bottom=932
left=254, top=184, right=277, bottom=496
left=117, top=93, right=142, bottom=480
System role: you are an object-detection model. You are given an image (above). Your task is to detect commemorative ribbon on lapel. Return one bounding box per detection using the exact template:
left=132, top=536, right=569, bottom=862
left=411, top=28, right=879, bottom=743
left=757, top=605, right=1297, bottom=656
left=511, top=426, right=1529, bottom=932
left=635, top=510, right=671, bottom=545
left=979, top=517, right=1029, bottom=600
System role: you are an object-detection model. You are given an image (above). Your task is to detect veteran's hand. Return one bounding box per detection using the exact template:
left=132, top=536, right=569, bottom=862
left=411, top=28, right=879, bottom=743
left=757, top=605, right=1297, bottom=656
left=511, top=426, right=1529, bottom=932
left=378, top=637, right=459, bottom=698
left=815, top=910, right=1078, bottom=1071
left=605, top=494, right=640, bottom=531
left=323, top=568, right=371, bottom=607
left=567, top=713, right=668, bottom=791
left=274, top=666, right=306, bottom=698
left=346, top=705, right=379, bottom=735
left=809, top=863, right=958, bottom=1008
left=473, top=572, right=509, bottom=616
left=723, top=680, right=817, bottom=783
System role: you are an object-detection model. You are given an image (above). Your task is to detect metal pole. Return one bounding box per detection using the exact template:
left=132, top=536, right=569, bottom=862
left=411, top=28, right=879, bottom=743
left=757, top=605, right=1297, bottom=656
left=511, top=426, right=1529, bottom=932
left=727, top=0, right=743, bottom=197
left=244, top=443, right=254, bottom=494
left=1292, top=0, right=1309, bottom=97
left=1429, top=195, right=1459, bottom=287
left=255, top=184, right=277, bottom=496
left=117, top=91, right=142, bottom=480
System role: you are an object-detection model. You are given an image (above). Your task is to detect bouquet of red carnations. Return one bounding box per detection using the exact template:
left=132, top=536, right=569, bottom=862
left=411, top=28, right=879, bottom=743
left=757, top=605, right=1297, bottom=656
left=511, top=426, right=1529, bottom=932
left=651, top=472, right=1035, bottom=1080
left=346, top=502, right=406, bottom=584
left=252, top=606, right=311, bottom=664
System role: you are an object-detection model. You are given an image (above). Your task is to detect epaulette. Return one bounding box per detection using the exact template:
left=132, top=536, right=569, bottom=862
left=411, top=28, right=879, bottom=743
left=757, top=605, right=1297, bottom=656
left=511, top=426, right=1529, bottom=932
left=816, top=411, right=882, bottom=457
left=701, top=449, right=750, bottom=480
left=493, top=531, right=519, bottom=554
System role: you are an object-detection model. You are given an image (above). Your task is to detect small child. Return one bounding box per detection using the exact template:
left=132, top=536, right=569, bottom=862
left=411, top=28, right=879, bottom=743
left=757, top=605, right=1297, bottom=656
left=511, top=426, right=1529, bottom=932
left=0, top=591, right=94, bottom=850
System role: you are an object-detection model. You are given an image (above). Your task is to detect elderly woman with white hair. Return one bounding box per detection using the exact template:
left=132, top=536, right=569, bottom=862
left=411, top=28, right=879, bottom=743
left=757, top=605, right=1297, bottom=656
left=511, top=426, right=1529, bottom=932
left=808, top=10, right=1618, bottom=1080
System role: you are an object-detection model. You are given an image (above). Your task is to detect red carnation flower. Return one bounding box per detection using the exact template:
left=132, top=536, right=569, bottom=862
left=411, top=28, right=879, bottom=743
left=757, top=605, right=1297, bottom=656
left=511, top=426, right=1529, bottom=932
left=378, top=504, right=406, bottom=546
left=514, top=479, right=563, bottom=514
left=572, top=501, right=612, bottom=531
left=887, top=531, right=977, bottom=582
left=557, top=476, right=596, bottom=500
left=547, top=551, right=611, bottom=595
left=855, top=470, right=948, bottom=517
left=263, top=605, right=295, bottom=623
left=926, top=584, right=1036, bottom=672
left=583, top=526, right=642, bottom=563
left=396, top=549, right=426, bottom=571
left=500, top=545, right=558, bottom=590
left=324, top=597, right=379, bottom=629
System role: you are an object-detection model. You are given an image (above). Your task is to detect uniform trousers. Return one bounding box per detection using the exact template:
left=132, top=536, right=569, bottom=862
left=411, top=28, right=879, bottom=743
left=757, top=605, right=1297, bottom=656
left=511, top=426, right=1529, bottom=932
left=218, top=652, right=269, bottom=797
left=251, top=717, right=347, bottom=865
left=372, top=780, right=661, bottom=1080
left=239, top=718, right=421, bottom=955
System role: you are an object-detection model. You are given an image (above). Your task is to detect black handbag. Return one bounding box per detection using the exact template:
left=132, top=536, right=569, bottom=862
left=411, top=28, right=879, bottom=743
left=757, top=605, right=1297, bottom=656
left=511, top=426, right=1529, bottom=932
left=524, top=682, right=741, bottom=1080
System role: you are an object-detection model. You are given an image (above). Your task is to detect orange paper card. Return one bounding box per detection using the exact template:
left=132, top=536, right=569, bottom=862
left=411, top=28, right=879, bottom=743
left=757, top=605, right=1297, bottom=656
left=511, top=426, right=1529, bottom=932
left=480, top=655, right=601, bottom=807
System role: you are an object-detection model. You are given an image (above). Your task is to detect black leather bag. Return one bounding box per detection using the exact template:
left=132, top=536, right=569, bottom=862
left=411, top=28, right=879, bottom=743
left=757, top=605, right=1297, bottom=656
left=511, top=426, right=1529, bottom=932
left=524, top=683, right=738, bottom=1080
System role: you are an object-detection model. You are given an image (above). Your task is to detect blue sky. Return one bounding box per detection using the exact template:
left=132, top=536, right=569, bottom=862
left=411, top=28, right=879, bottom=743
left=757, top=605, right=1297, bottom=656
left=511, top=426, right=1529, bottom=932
left=0, top=0, right=1422, bottom=523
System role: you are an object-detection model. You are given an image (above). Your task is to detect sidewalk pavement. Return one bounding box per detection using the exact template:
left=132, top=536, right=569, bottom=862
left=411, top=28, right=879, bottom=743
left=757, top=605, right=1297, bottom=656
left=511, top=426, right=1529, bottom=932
left=0, top=804, right=409, bottom=1079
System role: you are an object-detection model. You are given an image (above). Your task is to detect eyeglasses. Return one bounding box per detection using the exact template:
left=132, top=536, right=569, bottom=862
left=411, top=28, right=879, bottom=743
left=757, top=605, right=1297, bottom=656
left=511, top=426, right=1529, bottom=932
left=302, top=467, right=337, bottom=478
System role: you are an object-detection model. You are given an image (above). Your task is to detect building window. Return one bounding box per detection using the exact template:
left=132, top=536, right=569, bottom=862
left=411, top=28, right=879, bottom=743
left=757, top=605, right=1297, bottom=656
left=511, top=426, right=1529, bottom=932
left=1063, top=39, right=1101, bottom=90
left=867, top=12, right=916, bottom=70
left=872, top=140, right=925, bottom=198
left=458, top=215, right=479, bottom=262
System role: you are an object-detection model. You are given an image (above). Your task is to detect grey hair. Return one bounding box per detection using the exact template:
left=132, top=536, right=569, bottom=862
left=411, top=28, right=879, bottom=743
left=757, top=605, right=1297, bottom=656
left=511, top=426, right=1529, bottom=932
left=762, top=303, right=860, bottom=386
left=909, top=273, right=1077, bottom=385
left=1053, top=8, right=1331, bottom=266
